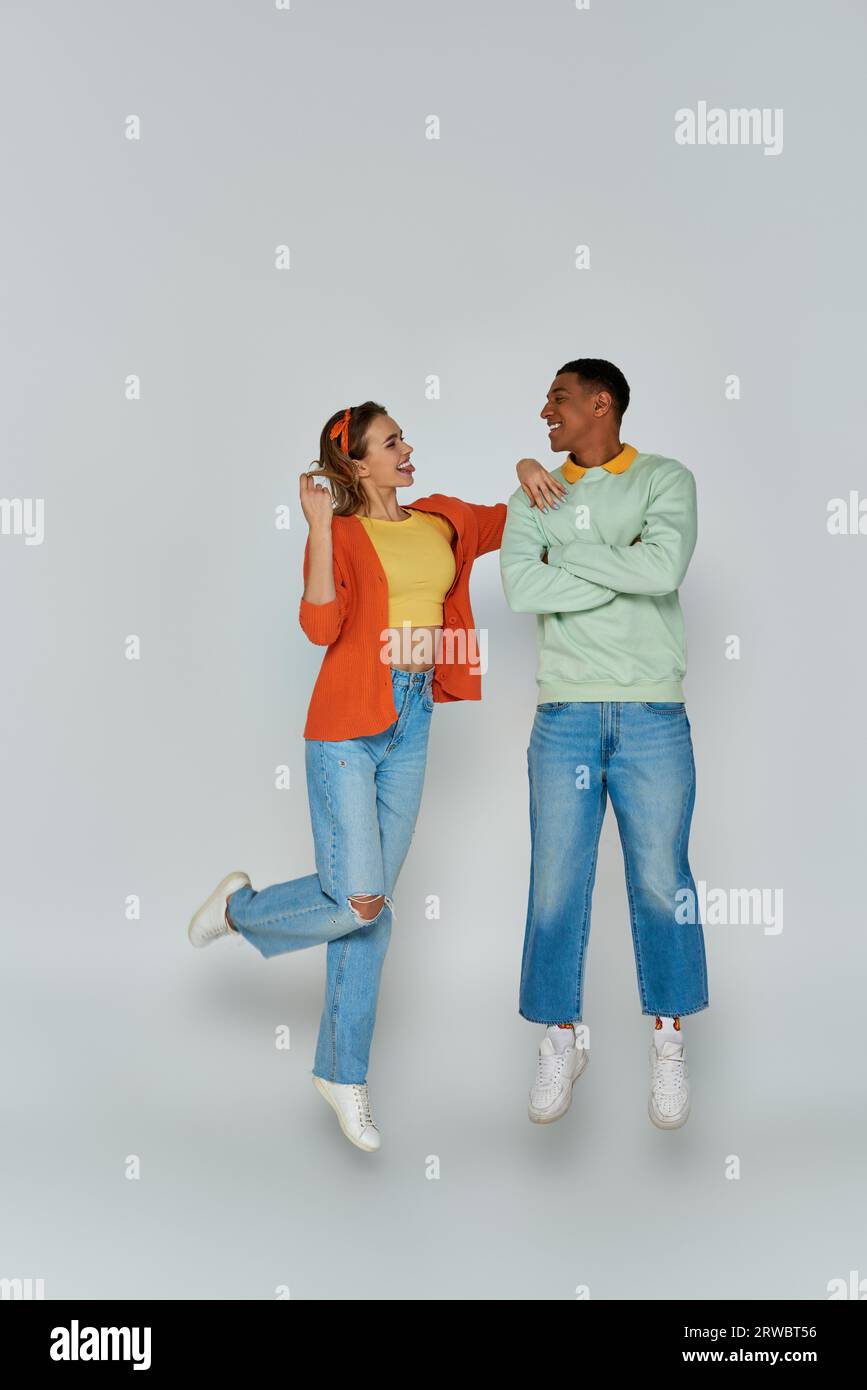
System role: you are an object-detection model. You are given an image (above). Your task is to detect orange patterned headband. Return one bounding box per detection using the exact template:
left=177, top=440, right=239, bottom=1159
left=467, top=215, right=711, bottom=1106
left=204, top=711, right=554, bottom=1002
left=329, top=407, right=351, bottom=455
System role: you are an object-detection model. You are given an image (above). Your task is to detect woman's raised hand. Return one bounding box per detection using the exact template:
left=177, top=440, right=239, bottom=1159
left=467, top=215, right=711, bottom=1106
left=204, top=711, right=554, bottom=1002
left=516, top=457, right=567, bottom=511
left=299, top=473, right=334, bottom=530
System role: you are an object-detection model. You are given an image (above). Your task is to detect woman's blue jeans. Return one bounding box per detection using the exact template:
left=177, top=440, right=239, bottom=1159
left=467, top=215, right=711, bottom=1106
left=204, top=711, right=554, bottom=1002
left=520, top=700, right=709, bottom=1025
left=228, top=668, right=434, bottom=1084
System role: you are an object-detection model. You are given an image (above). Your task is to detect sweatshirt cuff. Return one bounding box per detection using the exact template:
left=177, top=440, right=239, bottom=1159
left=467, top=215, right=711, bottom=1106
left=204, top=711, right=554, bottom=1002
left=546, top=544, right=566, bottom=568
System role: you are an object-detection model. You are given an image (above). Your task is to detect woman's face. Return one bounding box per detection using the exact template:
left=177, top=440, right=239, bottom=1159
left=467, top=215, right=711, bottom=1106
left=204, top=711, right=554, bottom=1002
left=355, top=415, right=415, bottom=491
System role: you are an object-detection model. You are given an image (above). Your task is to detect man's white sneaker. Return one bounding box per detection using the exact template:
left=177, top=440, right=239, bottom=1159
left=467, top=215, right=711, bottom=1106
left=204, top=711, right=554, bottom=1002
left=528, top=1034, right=589, bottom=1124
left=648, top=1039, right=690, bottom=1129
left=313, top=1077, right=381, bottom=1152
left=187, top=871, right=250, bottom=947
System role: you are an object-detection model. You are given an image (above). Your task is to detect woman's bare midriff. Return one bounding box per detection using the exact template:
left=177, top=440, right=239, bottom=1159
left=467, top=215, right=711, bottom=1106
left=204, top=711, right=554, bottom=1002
left=389, top=624, right=441, bottom=673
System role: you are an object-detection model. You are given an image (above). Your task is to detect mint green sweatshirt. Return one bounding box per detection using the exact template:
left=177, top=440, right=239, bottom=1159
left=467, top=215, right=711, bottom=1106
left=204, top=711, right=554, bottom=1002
left=500, top=449, right=697, bottom=703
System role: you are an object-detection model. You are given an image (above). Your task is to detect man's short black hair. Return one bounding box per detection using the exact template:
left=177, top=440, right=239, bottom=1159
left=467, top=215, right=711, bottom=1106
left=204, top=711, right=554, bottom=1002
left=556, top=358, right=630, bottom=420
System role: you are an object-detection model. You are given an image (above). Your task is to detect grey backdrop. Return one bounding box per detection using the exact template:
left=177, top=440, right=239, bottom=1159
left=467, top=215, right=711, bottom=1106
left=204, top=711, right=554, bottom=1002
left=2, top=0, right=865, bottom=1301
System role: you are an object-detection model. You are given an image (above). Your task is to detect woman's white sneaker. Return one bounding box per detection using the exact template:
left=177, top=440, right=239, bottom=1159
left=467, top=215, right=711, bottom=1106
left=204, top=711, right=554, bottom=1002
left=187, top=872, right=250, bottom=947
left=528, top=1034, right=589, bottom=1124
left=648, top=1040, right=690, bottom=1129
left=313, top=1077, right=381, bottom=1152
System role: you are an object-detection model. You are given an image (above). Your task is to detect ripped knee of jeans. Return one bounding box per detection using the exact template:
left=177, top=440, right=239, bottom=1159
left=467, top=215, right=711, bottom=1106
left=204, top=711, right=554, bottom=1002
left=347, top=893, right=393, bottom=926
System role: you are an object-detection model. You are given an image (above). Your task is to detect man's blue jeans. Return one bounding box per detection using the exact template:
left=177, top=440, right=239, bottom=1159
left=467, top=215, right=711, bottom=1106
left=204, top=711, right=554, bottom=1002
left=227, top=668, right=434, bottom=1084
left=520, top=700, right=709, bottom=1024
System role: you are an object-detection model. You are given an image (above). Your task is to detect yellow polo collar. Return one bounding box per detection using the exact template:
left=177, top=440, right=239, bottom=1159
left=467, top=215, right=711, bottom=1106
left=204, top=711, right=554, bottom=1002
left=561, top=443, right=638, bottom=483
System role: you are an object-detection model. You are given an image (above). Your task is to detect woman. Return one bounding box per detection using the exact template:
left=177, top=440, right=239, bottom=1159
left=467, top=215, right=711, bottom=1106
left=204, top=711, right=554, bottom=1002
left=187, top=401, right=560, bottom=1151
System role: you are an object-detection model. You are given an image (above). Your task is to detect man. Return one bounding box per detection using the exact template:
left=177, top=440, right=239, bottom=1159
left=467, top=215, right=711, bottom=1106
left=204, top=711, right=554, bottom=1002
left=500, top=359, right=708, bottom=1130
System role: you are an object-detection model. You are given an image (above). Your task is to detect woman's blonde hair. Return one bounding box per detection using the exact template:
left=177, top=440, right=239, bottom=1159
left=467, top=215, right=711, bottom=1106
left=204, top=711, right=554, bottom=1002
left=307, top=401, right=389, bottom=516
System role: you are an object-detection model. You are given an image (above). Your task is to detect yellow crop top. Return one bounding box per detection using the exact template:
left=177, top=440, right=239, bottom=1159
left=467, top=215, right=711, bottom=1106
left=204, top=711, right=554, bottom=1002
left=358, top=509, right=457, bottom=627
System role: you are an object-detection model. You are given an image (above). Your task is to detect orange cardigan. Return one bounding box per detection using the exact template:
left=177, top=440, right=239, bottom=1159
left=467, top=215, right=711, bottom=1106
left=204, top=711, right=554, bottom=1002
left=299, top=494, right=507, bottom=740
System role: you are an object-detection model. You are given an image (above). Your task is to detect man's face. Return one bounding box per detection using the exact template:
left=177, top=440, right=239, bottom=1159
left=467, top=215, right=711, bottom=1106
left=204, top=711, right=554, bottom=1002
left=540, top=373, right=603, bottom=454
